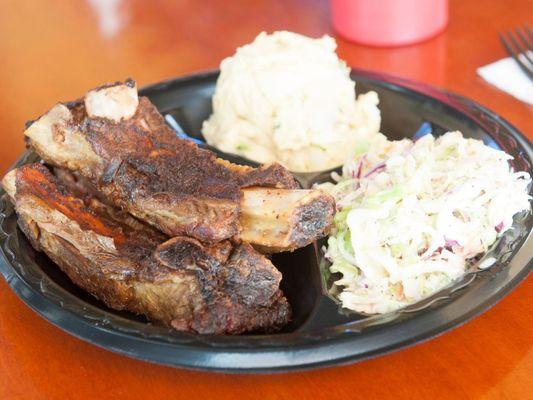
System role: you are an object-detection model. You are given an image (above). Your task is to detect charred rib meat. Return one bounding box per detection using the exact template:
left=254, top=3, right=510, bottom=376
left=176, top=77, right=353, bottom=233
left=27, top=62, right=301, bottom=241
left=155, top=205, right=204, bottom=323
left=2, top=164, right=290, bottom=334
left=24, top=80, right=334, bottom=250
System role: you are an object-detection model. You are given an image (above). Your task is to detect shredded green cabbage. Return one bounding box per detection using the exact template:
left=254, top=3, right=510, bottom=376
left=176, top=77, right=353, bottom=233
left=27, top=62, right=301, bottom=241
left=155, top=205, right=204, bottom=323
left=319, top=131, right=531, bottom=314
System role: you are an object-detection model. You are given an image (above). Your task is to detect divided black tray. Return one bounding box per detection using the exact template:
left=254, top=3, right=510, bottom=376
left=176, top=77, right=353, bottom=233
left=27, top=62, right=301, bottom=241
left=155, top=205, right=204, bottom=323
left=0, top=70, right=531, bottom=373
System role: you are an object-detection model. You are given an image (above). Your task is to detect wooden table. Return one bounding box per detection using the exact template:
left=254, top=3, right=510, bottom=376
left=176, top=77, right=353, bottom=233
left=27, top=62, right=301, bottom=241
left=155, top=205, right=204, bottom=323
left=0, top=1, right=531, bottom=398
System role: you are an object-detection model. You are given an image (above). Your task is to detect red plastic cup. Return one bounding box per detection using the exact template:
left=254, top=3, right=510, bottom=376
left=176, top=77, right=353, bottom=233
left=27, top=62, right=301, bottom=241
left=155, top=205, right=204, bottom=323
left=331, top=0, right=448, bottom=47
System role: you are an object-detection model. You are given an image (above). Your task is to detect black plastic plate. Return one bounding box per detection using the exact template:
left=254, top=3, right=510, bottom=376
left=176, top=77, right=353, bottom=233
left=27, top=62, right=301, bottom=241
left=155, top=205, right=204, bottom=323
left=0, top=70, right=531, bottom=373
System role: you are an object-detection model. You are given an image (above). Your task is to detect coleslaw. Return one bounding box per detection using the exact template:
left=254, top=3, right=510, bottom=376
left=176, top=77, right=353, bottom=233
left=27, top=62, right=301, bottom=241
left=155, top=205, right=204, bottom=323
left=319, top=131, right=531, bottom=314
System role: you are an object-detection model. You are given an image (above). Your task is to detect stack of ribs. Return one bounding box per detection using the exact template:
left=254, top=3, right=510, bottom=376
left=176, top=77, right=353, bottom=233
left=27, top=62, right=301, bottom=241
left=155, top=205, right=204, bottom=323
left=2, top=80, right=335, bottom=334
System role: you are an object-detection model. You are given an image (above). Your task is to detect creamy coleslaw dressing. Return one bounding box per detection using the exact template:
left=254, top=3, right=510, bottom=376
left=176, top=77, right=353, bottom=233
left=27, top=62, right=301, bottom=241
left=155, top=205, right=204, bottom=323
left=320, top=132, right=531, bottom=314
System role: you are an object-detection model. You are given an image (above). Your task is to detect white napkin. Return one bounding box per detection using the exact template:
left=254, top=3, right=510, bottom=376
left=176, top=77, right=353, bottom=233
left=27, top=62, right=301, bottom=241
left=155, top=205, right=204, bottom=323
left=477, top=56, right=533, bottom=105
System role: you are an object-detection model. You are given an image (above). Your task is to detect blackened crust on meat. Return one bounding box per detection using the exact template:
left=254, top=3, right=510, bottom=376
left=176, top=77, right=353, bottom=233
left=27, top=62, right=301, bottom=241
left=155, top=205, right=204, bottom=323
left=239, top=163, right=300, bottom=189
left=24, top=85, right=299, bottom=242
left=3, top=164, right=291, bottom=334
left=155, top=237, right=232, bottom=269
left=154, top=238, right=281, bottom=308
left=80, top=96, right=298, bottom=200
left=222, top=243, right=282, bottom=306
left=185, top=291, right=291, bottom=334
left=82, top=97, right=245, bottom=201
left=288, top=196, right=336, bottom=250
left=22, top=80, right=334, bottom=248
left=69, top=95, right=245, bottom=241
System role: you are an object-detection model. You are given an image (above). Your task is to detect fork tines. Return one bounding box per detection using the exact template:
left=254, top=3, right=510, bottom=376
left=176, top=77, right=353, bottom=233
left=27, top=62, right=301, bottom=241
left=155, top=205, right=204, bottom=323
left=499, top=24, right=533, bottom=79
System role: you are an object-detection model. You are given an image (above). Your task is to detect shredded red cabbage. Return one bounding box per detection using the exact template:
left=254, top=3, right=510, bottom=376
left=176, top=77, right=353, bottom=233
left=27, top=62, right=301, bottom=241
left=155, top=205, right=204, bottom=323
left=363, top=162, right=386, bottom=178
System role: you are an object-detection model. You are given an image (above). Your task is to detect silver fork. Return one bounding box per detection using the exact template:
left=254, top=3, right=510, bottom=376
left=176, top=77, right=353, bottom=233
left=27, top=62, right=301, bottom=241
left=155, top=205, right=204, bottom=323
left=499, top=25, right=533, bottom=80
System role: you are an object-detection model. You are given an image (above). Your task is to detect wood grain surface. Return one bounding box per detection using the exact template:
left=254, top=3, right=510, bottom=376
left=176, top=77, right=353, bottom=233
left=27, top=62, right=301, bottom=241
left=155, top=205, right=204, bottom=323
left=0, top=1, right=531, bottom=399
